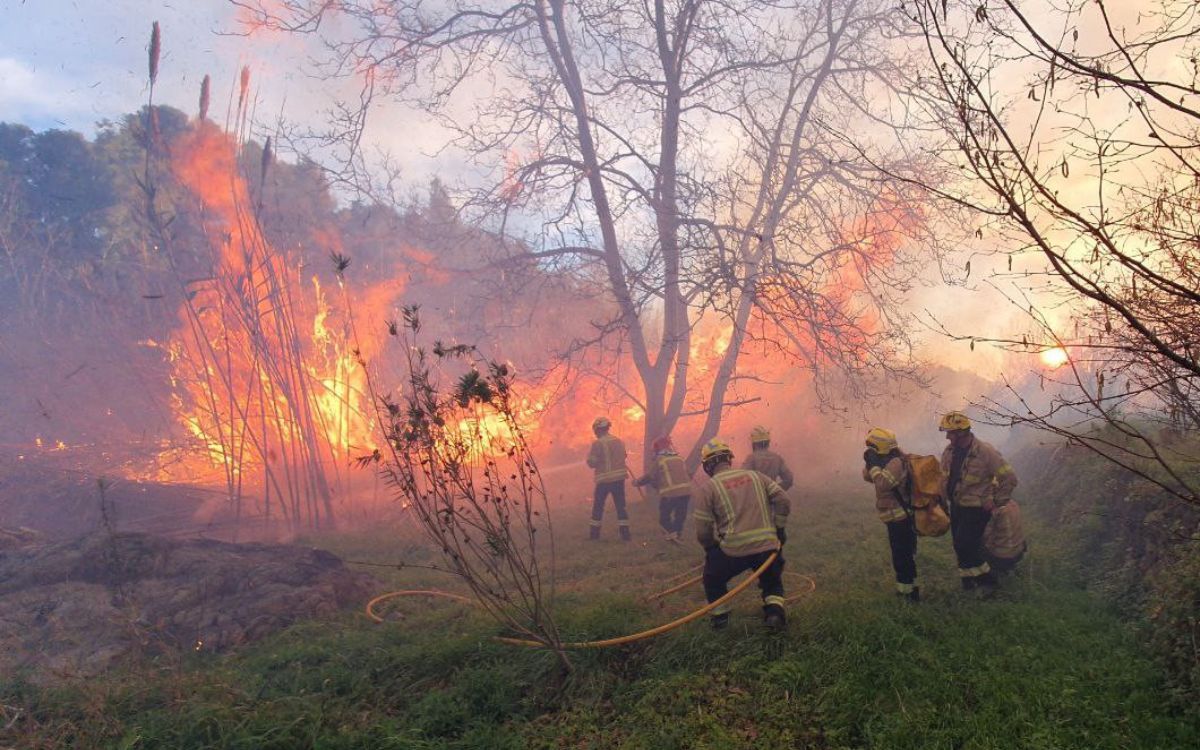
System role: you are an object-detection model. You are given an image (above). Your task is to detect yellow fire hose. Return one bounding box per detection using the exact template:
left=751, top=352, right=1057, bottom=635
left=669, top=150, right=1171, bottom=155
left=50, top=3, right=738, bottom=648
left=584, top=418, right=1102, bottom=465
left=364, top=551, right=816, bottom=649
left=645, top=571, right=816, bottom=604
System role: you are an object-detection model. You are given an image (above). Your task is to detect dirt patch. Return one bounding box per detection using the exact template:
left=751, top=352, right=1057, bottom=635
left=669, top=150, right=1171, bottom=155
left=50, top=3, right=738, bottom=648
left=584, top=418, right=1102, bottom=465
left=0, top=532, right=376, bottom=683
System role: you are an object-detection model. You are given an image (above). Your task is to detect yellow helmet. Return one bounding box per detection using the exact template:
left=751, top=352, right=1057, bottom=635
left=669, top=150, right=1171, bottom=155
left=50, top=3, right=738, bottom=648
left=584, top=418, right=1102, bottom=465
left=700, top=438, right=733, bottom=463
left=750, top=425, right=771, bottom=443
left=938, top=411, right=972, bottom=432
left=865, top=427, right=898, bottom=454
left=592, top=416, right=611, bottom=432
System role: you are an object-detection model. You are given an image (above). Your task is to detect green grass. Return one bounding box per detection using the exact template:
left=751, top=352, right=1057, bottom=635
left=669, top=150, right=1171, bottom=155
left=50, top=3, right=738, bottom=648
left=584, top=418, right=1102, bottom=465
left=3, top=489, right=1197, bottom=749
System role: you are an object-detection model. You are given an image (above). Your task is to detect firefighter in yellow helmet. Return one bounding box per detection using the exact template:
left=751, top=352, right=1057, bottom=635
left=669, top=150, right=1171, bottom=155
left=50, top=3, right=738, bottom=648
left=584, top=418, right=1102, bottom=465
left=634, top=435, right=693, bottom=543
left=938, top=411, right=1019, bottom=593
left=694, top=438, right=790, bottom=630
left=863, top=427, right=918, bottom=602
left=741, top=426, right=794, bottom=490
left=586, top=416, right=631, bottom=541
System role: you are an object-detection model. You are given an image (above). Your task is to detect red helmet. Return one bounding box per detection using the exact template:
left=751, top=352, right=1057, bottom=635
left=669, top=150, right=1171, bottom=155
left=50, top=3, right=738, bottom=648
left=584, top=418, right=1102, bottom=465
left=651, top=435, right=674, bottom=453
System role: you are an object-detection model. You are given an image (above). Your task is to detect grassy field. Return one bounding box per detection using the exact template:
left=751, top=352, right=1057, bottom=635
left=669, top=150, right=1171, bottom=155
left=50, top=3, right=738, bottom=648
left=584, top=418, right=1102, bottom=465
left=3, top=486, right=1198, bottom=749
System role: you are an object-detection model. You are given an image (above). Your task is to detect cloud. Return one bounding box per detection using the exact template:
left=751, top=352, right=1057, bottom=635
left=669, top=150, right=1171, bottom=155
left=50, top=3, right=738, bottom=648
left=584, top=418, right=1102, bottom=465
left=0, top=57, right=89, bottom=125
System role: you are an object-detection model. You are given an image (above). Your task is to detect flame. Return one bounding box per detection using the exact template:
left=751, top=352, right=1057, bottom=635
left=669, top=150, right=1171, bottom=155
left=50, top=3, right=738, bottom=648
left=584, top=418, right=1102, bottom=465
left=160, top=125, right=398, bottom=510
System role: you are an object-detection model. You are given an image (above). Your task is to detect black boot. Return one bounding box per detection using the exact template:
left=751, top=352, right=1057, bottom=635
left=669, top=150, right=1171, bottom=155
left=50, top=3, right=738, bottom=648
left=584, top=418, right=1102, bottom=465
left=961, top=576, right=978, bottom=591
left=588, top=525, right=600, bottom=541
left=907, top=587, right=921, bottom=603
left=763, top=604, right=786, bottom=631
left=619, top=525, right=632, bottom=542
left=711, top=612, right=731, bottom=630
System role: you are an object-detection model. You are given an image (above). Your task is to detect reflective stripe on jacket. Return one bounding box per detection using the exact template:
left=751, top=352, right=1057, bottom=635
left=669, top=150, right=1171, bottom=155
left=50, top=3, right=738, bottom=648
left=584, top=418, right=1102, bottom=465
left=741, top=448, right=794, bottom=490
left=863, top=454, right=909, bottom=523
left=694, top=468, right=789, bottom=556
left=635, top=452, right=692, bottom=498
left=939, top=436, right=1018, bottom=508
left=587, top=434, right=627, bottom=484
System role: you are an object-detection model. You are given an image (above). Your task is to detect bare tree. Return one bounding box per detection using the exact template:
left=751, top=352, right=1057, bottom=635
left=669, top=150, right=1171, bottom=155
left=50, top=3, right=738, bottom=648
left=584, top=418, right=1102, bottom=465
left=904, top=0, right=1200, bottom=503
left=235, top=0, right=939, bottom=467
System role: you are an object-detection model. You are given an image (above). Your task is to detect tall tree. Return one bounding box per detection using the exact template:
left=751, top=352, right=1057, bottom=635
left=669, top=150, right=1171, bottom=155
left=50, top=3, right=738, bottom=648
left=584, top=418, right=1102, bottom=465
left=238, top=0, right=938, bottom=466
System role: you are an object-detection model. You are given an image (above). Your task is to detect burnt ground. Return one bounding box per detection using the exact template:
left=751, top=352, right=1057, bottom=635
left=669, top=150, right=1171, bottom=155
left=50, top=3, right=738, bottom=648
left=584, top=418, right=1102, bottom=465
left=0, top=456, right=378, bottom=684
left=0, top=532, right=376, bottom=683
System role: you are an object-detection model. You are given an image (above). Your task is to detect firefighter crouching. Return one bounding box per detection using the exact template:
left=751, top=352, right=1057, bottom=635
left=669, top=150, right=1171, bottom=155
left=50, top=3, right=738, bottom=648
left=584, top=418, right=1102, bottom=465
left=586, top=417, right=632, bottom=541
left=741, top=426, right=795, bottom=490
left=634, top=435, right=692, bottom=543
left=938, top=411, right=1018, bottom=593
left=862, top=427, right=919, bottom=602
left=694, top=439, right=790, bottom=631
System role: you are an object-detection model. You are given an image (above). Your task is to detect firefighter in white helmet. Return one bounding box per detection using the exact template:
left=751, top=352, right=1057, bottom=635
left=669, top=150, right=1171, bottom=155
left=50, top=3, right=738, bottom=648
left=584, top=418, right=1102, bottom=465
left=863, top=427, right=918, bottom=602
left=939, top=411, right=1018, bottom=594
left=741, top=426, right=794, bottom=490
left=586, top=416, right=631, bottom=541
left=694, top=438, right=790, bottom=630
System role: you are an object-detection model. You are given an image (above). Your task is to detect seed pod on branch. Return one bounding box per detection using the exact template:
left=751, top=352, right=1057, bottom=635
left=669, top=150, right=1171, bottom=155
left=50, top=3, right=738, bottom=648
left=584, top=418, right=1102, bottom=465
left=148, top=22, right=161, bottom=86
left=199, top=74, right=211, bottom=121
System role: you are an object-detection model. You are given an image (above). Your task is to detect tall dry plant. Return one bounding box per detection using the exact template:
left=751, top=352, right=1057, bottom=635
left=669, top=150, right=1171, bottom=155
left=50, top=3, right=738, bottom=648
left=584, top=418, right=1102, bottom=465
left=136, top=22, right=363, bottom=531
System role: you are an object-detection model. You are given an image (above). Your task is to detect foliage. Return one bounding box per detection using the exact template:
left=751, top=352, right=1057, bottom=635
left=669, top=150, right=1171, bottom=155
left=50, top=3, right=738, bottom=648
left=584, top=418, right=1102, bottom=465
left=1013, top=436, right=1200, bottom=704
left=359, top=303, right=564, bottom=661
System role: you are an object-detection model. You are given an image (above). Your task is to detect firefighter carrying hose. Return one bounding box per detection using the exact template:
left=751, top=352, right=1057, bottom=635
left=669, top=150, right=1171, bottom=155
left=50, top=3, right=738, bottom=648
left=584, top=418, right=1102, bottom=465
left=862, top=427, right=919, bottom=602
left=938, top=411, right=1018, bottom=593
left=741, top=426, right=794, bottom=490
left=587, top=417, right=631, bottom=541
left=634, top=435, right=692, bottom=543
left=694, top=439, right=790, bottom=631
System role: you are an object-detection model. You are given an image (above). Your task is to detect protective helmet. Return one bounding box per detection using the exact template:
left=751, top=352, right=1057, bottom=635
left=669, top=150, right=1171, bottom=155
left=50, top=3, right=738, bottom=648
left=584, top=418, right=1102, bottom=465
left=592, top=416, right=611, bottom=432
left=750, top=425, right=771, bottom=444
left=864, top=427, right=898, bottom=455
left=651, top=435, right=674, bottom=454
left=700, top=436, right=734, bottom=465
left=938, top=411, right=972, bottom=432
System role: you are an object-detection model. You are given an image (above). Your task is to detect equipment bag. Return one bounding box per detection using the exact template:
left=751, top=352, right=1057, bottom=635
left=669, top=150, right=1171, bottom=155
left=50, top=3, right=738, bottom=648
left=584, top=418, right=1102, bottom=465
left=984, top=500, right=1026, bottom=558
left=899, top=454, right=950, bottom=537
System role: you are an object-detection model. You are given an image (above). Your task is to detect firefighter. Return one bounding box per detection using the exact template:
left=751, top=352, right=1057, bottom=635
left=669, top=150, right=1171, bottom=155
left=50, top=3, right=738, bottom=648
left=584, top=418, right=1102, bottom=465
left=862, top=427, right=918, bottom=602
left=633, top=435, right=692, bottom=543
left=938, top=411, right=1018, bottom=593
left=694, top=439, right=790, bottom=630
left=586, top=416, right=631, bottom=541
left=741, top=426, right=795, bottom=490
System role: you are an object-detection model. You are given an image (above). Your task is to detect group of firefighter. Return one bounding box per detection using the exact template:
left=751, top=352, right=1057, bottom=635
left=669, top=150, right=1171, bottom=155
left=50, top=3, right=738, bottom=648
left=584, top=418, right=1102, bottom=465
left=586, top=411, right=1026, bottom=631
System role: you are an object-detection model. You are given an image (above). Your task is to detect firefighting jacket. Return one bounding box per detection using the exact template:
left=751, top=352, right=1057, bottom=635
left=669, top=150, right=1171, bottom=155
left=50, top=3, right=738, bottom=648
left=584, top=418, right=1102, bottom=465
left=634, top=451, right=692, bottom=498
left=741, top=448, right=795, bottom=490
left=587, top=433, right=627, bottom=485
left=694, top=467, right=790, bottom=556
left=939, top=435, right=1018, bottom=508
left=862, top=453, right=910, bottom=523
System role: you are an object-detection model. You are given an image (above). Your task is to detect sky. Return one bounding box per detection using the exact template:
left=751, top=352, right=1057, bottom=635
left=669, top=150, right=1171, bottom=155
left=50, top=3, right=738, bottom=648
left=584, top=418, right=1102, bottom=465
left=0, top=0, right=454, bottom=181
left=0, top=0, right=1053, bottom=384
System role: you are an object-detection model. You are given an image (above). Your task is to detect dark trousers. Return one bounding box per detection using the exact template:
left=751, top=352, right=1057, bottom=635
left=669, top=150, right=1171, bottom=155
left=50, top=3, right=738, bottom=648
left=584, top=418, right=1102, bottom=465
left=659, top=495, right=689, bottom=535
left=702, top=547, right=785, bottom=615
left=590, top=481, right=629, bottom=538
left=885, top=517, right=917, bottom=590
left=951, top=505, right=994, bottom=583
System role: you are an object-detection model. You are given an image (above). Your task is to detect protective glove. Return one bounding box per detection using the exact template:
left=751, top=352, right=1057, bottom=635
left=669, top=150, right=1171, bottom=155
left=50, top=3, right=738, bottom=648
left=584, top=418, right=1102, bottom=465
left=776, top=527, right=787, bottom=545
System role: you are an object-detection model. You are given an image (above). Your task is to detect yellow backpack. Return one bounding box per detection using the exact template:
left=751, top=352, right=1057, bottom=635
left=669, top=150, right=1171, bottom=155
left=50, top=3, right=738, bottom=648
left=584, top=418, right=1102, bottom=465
left=900, top=454, right=950, bottom=537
